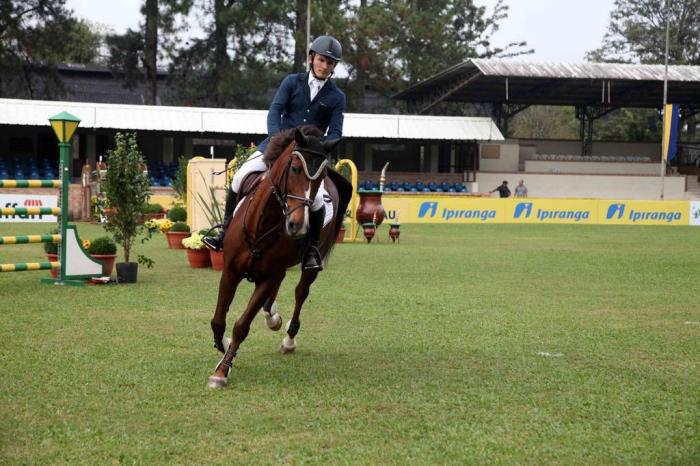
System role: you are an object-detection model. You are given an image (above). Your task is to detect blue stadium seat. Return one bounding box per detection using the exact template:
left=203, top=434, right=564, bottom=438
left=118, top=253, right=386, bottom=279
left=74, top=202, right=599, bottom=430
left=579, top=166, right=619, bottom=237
left=416, top=181, right=425, bottom=191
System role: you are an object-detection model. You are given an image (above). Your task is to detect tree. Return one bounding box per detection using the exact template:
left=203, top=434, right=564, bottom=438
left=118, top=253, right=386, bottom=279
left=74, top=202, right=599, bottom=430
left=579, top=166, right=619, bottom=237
left=100, top=132, right=153, bottom=267
left=339, top=0, right=533, bottom=112
left=587, top=0, right=700, bottom=64
left=0, top=1, right=102, bottom=99
left=107, top=0, right=191, bottom=104
left=587, top=0, right=700, bottom=140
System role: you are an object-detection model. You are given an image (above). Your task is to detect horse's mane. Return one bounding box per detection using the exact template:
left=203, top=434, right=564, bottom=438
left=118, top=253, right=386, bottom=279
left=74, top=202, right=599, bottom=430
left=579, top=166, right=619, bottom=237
left=263, top=125, right=324, bottom=163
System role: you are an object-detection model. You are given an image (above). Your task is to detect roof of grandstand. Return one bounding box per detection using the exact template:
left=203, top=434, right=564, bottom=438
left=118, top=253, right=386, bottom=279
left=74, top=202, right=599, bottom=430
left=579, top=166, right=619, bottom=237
left=394, top=59, right=700, bottom=112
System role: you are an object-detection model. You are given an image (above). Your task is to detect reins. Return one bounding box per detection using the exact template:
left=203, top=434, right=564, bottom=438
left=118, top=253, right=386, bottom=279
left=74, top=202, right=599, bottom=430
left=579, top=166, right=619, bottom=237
left=240, top=144, right=322, bottom=281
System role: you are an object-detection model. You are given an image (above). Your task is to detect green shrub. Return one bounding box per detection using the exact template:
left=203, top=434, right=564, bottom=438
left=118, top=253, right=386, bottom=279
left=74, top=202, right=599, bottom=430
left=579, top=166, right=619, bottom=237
left=167, top=206, right=187, bottom=222
left=88, top=236, right=117, bottom=255
left=143, top=203, right=164, bottom=214
left=43, top=228, right=59, bottom=254
left=198, top=228, right=218, bottom=237
left=169, top=221, right=190, bottom=233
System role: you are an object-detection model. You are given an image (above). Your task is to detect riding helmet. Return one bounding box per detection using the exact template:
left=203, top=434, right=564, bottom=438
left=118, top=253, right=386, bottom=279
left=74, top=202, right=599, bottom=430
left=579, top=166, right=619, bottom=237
left=309, top=35, right=342, bottom=61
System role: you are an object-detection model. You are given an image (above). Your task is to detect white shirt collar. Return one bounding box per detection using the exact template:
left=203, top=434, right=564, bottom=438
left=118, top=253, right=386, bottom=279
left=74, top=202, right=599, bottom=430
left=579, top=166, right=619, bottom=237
left=308, top=72, right=327, bottom=89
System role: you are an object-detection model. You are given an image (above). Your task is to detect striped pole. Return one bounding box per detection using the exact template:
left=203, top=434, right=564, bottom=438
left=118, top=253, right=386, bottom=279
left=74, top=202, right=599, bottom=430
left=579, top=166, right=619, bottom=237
left=0, top=180, right=60, bottom=188
left=0, top=234, right=61, bottom=245
left=0, top=262, right=60, bottom=272
left=1, top=207, right=61, bottom=216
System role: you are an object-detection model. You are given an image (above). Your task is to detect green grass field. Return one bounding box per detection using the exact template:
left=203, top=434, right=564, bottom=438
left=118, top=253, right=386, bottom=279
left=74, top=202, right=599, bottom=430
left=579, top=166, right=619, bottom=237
left=1, top=222, right=699, bottom=464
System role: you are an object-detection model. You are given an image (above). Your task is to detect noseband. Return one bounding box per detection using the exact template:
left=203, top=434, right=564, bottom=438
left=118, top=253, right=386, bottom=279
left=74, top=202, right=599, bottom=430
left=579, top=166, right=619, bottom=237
left=268, top=149, right=327, bottom=218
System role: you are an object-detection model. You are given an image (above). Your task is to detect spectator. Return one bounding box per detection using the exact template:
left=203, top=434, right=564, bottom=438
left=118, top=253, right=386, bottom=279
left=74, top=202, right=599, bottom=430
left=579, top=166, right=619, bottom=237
left=491, top=180, right=511, bottom=198
left=514, top=179, right=528, bottom=198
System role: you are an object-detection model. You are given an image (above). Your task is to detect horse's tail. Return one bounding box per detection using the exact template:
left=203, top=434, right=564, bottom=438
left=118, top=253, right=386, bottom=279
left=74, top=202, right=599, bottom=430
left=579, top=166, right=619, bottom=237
left=322, top=168, right=353, bottom=259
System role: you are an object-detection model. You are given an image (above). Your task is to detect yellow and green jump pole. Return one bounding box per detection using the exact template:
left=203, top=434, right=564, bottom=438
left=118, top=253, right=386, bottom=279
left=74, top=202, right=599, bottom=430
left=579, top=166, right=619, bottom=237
left=0, top=111, right=103, bottom=284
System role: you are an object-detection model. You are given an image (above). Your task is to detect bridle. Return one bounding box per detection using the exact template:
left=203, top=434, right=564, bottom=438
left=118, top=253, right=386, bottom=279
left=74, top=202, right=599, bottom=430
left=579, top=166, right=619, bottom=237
left=241, top=144, right=327, bottom=279
left=268, top=148, right=328, bottom=216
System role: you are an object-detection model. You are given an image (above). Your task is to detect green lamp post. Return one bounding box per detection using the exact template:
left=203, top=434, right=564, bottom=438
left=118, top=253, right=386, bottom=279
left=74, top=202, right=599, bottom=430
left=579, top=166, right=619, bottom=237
left=43, top=111, right=103, bottom=285
left=48, top=112, right=80, bottom=284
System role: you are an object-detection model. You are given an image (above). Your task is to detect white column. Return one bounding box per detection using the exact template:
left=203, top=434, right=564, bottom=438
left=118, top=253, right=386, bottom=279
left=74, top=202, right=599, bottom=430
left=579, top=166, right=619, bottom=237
left=429, top=144, right=439, bottom=173
left=162, top=137, right=174, bottom=164
left=86, top=134, right=97, bottom=168
left=364, top=143, right=373, bottom=171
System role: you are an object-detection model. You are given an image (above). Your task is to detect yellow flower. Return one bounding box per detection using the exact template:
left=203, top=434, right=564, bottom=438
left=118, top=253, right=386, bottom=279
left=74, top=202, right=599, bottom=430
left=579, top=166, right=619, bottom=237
left=82, top=239, right=91, bottom=249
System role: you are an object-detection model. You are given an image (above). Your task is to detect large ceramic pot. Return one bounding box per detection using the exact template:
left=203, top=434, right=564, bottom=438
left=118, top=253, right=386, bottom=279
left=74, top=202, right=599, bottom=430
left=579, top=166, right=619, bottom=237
left=46, top=253, right=59, bottom=278
left=356, top=190, right=385, bottom=227
left=166, top=231, right=190, bottom=249
left=210, top=250, right=224, bottom=271
left=187, top=248, right=211, bottom=268
left=91, top=254, right=117, bottom=276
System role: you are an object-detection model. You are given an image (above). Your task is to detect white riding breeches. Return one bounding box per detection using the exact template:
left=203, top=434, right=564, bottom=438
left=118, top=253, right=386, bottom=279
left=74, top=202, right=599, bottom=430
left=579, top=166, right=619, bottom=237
left=232, top=150, right=326, bottom=212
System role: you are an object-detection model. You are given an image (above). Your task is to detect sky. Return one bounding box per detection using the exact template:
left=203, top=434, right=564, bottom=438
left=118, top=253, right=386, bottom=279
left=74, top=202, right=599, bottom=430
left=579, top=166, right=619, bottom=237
left=65, top=0, right=616, bottom=63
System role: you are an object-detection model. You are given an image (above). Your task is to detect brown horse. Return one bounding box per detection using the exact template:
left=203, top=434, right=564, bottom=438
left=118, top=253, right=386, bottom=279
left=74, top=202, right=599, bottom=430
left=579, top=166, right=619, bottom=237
left=207, top=126, right=352, bottom=389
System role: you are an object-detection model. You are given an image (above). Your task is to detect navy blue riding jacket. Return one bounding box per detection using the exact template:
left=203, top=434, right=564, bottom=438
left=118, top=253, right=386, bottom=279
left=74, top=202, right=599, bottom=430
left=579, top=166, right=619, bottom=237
left=257, top=72, right=346, bottom=154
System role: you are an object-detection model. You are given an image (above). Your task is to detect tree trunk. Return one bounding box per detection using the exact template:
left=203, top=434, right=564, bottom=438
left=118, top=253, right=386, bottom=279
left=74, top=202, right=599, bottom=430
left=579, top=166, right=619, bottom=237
left=353, top=0, right=368, bottom=111
left=143, top=0, right=158, bottom=105
left=293, top=0, right=307, bottom=73
left=213, top=0, right=229, bottom=107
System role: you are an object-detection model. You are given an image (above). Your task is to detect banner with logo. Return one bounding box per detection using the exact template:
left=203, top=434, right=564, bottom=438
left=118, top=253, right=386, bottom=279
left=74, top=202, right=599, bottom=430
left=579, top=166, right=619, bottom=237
left=691, top=201, right=700, bottom=226
left=0, top=194, right=58, bottom=223
left=380, top=195, right=694, bottom=226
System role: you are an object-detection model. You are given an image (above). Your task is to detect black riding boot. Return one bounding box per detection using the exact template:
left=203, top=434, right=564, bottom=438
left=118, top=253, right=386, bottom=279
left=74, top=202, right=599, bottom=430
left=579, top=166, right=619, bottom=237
left=302, top=205, right=325, bottom=271
left=203, top=188, right=238, bottom=251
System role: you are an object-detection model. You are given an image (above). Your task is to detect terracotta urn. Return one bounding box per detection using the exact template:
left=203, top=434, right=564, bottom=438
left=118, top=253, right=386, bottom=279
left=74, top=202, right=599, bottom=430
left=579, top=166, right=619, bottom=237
left=356, top=190, right=385, bottom=227
left=362, top=223, right=376, bottom=243
left=389, top=223, right=400, bottom=243
left=187, top=248, right=211, bottom=268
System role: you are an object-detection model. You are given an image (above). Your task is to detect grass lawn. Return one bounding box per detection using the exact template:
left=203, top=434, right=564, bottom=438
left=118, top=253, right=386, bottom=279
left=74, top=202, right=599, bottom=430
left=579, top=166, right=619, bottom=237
left=1, top=222, right=699, bottom=464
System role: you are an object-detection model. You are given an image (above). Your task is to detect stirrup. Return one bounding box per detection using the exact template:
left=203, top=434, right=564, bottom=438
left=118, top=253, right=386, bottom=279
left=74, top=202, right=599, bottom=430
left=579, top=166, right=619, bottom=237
left=302, top=247, right=323, bottom=271
left=203, top=235, right=222, bottom=251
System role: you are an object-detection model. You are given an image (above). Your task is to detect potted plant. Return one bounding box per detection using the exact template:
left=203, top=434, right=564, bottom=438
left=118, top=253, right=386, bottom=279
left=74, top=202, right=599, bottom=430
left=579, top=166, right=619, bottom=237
left=142, top=203, right=165, bottom=222
left=43, top=228, right=59, bottom=278
left=167, top=221, right=190, bottom=249
left=201, top=228, right=224, bottom=270
left=182, top=233, right=211, bottom=268
left=99, top=132, right=155, bottom=283
left=88, top=236, right=118, bottom=276
left=167, top=206, right=187, bottom=223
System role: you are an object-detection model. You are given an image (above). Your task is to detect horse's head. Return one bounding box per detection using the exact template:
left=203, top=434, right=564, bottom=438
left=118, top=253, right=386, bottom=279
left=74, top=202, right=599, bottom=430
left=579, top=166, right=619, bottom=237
left=268, top=127, right=341, bottom=239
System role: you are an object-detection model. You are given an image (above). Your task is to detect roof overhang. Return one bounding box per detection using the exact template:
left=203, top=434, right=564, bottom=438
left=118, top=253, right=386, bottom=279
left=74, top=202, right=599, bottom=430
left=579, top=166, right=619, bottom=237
left=0, top=98, right=503, bottom=141
left=394, top=59, right=700, bottom=112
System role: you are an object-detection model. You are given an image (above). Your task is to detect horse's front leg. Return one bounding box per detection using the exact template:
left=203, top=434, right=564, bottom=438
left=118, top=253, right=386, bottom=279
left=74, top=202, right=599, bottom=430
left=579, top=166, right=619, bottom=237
left=262, top=273, right=285, bottom=331
left=280, top=270, right=319, bottom=354
left=211, top=269, right=243, bottom=353
left=208, top=275, right=283, bottom=389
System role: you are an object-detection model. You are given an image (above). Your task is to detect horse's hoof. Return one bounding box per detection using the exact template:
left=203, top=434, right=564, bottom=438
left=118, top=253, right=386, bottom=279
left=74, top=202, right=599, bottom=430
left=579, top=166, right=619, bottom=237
left=265, top=313, right=283, bottom=331
left=279, top=338, right=296, bottom=354
left=207, top=376, right=228, bottom=389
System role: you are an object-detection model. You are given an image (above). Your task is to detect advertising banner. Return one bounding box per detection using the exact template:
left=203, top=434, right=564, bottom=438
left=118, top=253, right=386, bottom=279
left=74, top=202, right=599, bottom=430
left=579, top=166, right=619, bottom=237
left=0, top=194, right=58, bottom=223
left=380, top=194, right=694, bottom=226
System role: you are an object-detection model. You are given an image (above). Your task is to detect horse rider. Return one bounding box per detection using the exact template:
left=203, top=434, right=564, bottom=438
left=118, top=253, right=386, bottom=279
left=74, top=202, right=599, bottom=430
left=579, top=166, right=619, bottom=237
left=203, top=35, right=346, bottom=272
